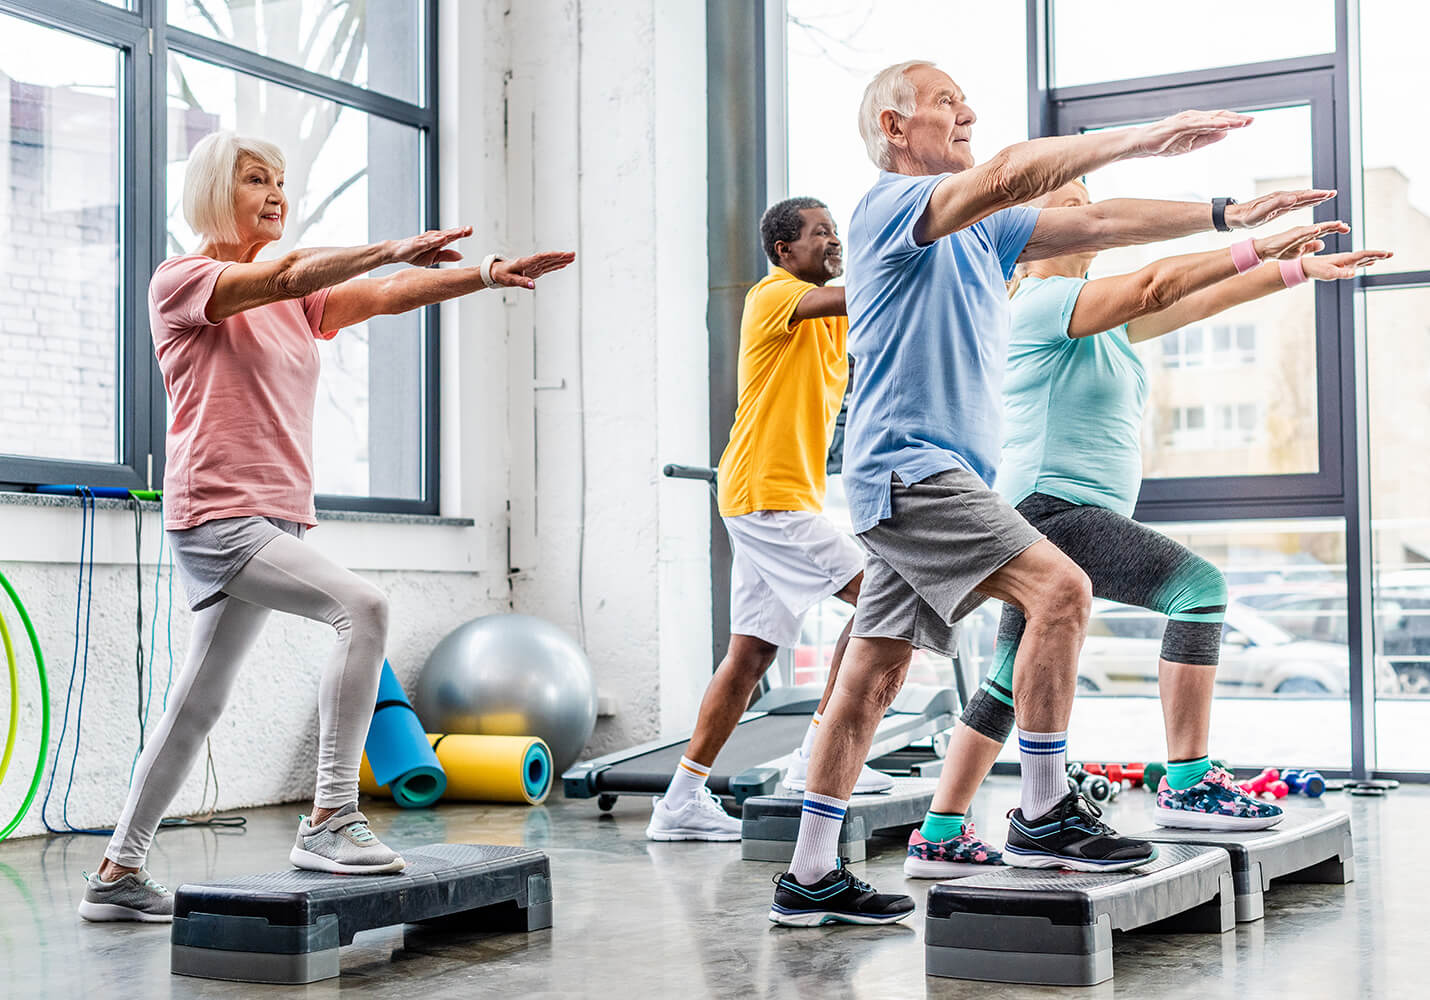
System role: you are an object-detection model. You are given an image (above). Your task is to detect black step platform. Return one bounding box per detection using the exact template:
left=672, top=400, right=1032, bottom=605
left=740, top=777, right=938, bottom=862
left=1135, top=809, right=1353, bottom=922
left=925, top=844, right=1234, bottom=986
left=171, top=844, right=552, bottom=984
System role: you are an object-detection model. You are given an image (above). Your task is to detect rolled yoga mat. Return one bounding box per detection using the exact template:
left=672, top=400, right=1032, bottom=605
left=363, top=733, right=552, bottom=805
left=359, top=661, right=447, bottom=808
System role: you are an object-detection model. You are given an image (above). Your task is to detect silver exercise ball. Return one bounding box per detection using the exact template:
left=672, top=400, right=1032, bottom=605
left=414, top=614, right=598, bottom=775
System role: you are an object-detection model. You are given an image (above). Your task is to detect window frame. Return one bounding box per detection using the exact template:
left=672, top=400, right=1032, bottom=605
left=0, top=0, right=441, bottom=515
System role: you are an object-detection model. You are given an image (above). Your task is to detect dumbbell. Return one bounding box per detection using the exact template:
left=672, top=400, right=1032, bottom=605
left=1238, top=768, right=1289, bottom=799
left=1082, top=762, right=1146, bottom=788
left=1067, top=764, right=1117, bottom=804
left=1282, top=768, right=1326, bottom=798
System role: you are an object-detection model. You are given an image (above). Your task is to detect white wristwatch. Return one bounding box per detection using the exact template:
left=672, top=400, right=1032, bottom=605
left=479, top=253, right=506, bottom=289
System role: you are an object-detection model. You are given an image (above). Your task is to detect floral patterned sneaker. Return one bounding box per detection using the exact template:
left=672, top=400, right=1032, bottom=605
left=1154, top=767, right=1284, bottom=831
left=903, top=821, right=1006, bottom=878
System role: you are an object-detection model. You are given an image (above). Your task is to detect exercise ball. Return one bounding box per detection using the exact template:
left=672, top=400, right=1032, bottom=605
left=414, top=614, right=597, bottom=775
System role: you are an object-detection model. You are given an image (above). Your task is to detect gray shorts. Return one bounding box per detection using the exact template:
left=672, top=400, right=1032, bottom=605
left=168, top=515, right=306, bottom=611
left=851, top=469, right=1043, bottom=657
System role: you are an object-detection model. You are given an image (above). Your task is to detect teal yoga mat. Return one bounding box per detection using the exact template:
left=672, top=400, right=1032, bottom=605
left=360, top=661, right=447, bottom=808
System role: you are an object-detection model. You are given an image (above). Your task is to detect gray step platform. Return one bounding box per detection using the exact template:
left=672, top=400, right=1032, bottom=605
left=925, top=843, right=1234, bottom=987
left=740, top=776, right=938, bottom=862
left=1135, top=809, right=1354, bottom=922
left=171, top=844, right=552, bottom=984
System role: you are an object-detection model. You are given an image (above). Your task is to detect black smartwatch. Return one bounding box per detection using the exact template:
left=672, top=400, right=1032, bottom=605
left=1211, top=197, right=1237, bottom=232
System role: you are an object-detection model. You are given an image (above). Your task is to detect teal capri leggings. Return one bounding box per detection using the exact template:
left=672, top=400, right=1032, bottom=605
left=960, top=492, right=1227, bottom=743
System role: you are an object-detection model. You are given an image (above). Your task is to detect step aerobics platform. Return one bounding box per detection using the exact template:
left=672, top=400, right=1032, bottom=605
left=740, top=776, right=939, bottom=862
left=171, top=844, right=552, bottom=984
left=1135, top=809, right=1354, bottom=922
left=924, top=844, right=1234, bottom=987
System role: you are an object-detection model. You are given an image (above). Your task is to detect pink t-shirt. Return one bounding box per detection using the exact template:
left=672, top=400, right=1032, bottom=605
left=149, top=254, right=340, bottom=530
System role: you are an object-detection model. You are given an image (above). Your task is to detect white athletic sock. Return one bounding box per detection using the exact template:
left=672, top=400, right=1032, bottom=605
left=662, top=756, right=711, bottom=809
left=788, top=791, right=848, bottom=884
left=1018, top=729, right=1068, bottom=819
left=798, top=712, right=822, bottom=758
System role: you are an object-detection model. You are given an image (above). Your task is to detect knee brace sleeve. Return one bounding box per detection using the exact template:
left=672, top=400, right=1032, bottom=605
left=1156, top=556, right=1227, bottom=666
left=959, top=636, right=1017, bottom=742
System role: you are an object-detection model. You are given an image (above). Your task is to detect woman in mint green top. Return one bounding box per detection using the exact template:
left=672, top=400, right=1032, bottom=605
left=903, top=181, right=1390, bottom=871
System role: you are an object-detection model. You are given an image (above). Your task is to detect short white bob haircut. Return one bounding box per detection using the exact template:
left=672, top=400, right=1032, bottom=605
left=182, top=130, right=286, bottom=243
left=858, top=59, right=936, bottom=170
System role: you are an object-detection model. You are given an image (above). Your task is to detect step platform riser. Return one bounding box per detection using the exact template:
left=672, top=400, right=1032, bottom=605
left=739, top=778, right=938, bottom=862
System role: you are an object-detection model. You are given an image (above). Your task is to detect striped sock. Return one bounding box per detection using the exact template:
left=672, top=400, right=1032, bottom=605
left=1167, top=755, right=1212, bottom=791
left=798, top=712, right=822, bottom=758
left=1018, top=729, right=1068, bottom=819
left=788, top=791, right=848, bottom=884
left=663, top=755, right=711, bottom=808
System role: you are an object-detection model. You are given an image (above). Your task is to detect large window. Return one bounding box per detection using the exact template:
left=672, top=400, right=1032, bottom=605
left=0, top=1, right=437, bottom=511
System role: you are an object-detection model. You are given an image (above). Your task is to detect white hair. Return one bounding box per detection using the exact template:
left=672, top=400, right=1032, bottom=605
left=858, top=60, right=935, bottom=170
left=182, top=130, right=286, bottom=243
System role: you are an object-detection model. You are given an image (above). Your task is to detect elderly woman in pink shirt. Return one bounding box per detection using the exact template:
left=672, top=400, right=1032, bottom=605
left=79, top=131, right=573, bottom=923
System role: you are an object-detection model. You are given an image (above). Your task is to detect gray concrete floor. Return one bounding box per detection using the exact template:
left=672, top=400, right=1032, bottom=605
left=0, top=777, right=1420, bottom=999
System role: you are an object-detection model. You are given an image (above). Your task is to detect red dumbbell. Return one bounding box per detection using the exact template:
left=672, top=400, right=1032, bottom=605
left=1082, top=762, right=1146, bottom=788
left=1238, top=768, right=1289, bottom=799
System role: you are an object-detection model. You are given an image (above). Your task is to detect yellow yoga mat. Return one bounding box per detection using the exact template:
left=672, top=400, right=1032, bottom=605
left=362, top=733, right=552, bottom=805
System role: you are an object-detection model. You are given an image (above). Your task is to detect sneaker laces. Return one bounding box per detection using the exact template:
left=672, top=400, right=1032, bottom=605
left=333, top=810, right=377, bottom=844
left=1058, top=790, right=1113, bottom=835
left=1203, top=766, right=1238, bottom=791
left=696, top=787, right=732, bottom=816
left=835, top=857, right=873, bottom=893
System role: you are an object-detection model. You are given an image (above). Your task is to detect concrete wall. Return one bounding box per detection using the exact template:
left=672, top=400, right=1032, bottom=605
left=0, top=0, right=711, bottom=839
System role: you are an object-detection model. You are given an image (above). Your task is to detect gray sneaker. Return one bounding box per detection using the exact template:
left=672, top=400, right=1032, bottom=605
left=77, top=869, right=174, bottom=923
left=290, top=803, right=405, bottom=875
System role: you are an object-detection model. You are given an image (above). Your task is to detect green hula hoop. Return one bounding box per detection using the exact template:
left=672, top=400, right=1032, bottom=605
left=0, top=569, right=49, bottom=842
left=0, top=605, right=17, bottom=786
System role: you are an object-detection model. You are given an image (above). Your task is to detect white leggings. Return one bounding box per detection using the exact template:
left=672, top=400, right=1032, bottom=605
left=105, top=531, right=389, bottom=867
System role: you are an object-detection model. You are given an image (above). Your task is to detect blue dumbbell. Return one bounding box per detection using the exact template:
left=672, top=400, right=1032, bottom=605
left=1283, top=768, right=1325, bottom=798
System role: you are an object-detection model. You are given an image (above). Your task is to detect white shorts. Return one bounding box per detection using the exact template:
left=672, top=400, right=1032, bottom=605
left=724, top=510, right=866, bottom=648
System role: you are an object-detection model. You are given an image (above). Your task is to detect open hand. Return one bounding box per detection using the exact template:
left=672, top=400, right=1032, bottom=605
left=1227, top=189, right=1336, bottom=229
left=1301, top=247, right=1393, bottom=280
left=1134, top=110, right=1253, bottom=157
left=490, top=250, right=577, bottom=290
left=392, top=226, right=472, bottom=267
left=1253, top=220, right=1350, bottom=260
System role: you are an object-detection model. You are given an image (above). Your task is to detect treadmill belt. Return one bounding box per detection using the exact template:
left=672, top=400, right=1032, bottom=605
left=596, top=713, right=810, bottom=795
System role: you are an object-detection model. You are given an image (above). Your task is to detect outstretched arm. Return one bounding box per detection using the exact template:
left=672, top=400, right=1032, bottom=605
left=914, top=109, right=1252, bottom=245
left=1063, top=221, right=1349, bottom=338
left=320, top=250, right=576, bottom=330
left=1127, top=246, right=1391, bottom=342
left=790, top=286, right=846, bottom=324
left=1020, top=188, right=1336, bottom=262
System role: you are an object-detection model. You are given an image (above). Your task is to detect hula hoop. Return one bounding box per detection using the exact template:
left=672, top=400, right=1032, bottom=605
left=0, top=606, right=15, bottom=785
left=0, top=569, right=49, bottom=842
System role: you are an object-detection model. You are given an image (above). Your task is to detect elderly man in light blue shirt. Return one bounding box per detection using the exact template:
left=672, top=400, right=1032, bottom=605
left=768, top=59, right=1333, bottom=928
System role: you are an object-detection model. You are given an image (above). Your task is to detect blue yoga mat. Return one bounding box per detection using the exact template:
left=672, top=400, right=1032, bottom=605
left=362, top=661, right=447, bottom=808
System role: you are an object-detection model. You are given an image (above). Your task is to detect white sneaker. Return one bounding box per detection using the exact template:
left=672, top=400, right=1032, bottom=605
left=782, top=748, right=895, bottom=795
left=645, top=788, right=742, bottom=841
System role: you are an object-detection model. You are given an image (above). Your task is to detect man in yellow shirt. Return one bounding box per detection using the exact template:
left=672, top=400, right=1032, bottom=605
left=648, top=197, right=892, bottom=843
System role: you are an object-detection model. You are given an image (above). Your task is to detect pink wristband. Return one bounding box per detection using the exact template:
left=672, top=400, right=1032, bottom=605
left=1279, top=256, right=1308, bottom=287
left=1230, top=238, right=1261, bottom=274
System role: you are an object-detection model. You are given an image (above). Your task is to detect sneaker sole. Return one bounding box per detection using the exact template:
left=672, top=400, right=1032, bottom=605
left=782, top=778, right=894, bottom=795
left=77, top=900, right=172, bottom=923
left=1004, top=844, right=1158, bottom=873
left=289, top=847, right=407, bottom=875
left=1154, top=806, right=1285, bottom=831
left=767, top=906, right=912, bottom=927
left=645, top=827, right=741, bottom=842
left=902, top=856, right=1001, bottom=879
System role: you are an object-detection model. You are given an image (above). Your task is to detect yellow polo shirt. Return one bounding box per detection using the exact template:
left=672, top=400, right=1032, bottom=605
left=717, top=267, right=849, bottom=517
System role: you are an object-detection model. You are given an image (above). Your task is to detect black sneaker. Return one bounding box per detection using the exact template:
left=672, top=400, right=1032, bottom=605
left=768, top=859, right=915, bottom=926
left=1004, top=789, right=1157, bottom=873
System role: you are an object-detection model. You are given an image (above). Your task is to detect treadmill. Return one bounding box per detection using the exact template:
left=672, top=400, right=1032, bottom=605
left=562, top=683, right=958, bottom=809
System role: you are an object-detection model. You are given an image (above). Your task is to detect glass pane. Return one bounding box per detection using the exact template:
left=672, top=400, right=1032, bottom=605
left=1367, top=291, right=1430, bottom=770
left=167, top=54, right=425, bottom=499
left=786, top=0, right=1028, bottom=240
left=1360, top=2, right=1430, bottom=272
left=1052, top=0, right=1335, bottom=88
left=168, top=0, right=422, bottom=104
left=966, top=519, right=1354, bottom=769
left=1082, top=105, right=1319, bottom=479
left=0, top=16, right=121, bottom=465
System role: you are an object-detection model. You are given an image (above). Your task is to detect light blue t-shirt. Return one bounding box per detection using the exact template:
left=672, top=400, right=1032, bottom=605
left=996, top=275, right=1149, bottom=517
left=842, top=170, right=1039, bottom=533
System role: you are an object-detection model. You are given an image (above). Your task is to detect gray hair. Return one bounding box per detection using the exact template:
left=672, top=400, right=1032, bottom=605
left=182, top=130, right=286, bottom=243
left=858, top=60, right=934, bottom=170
